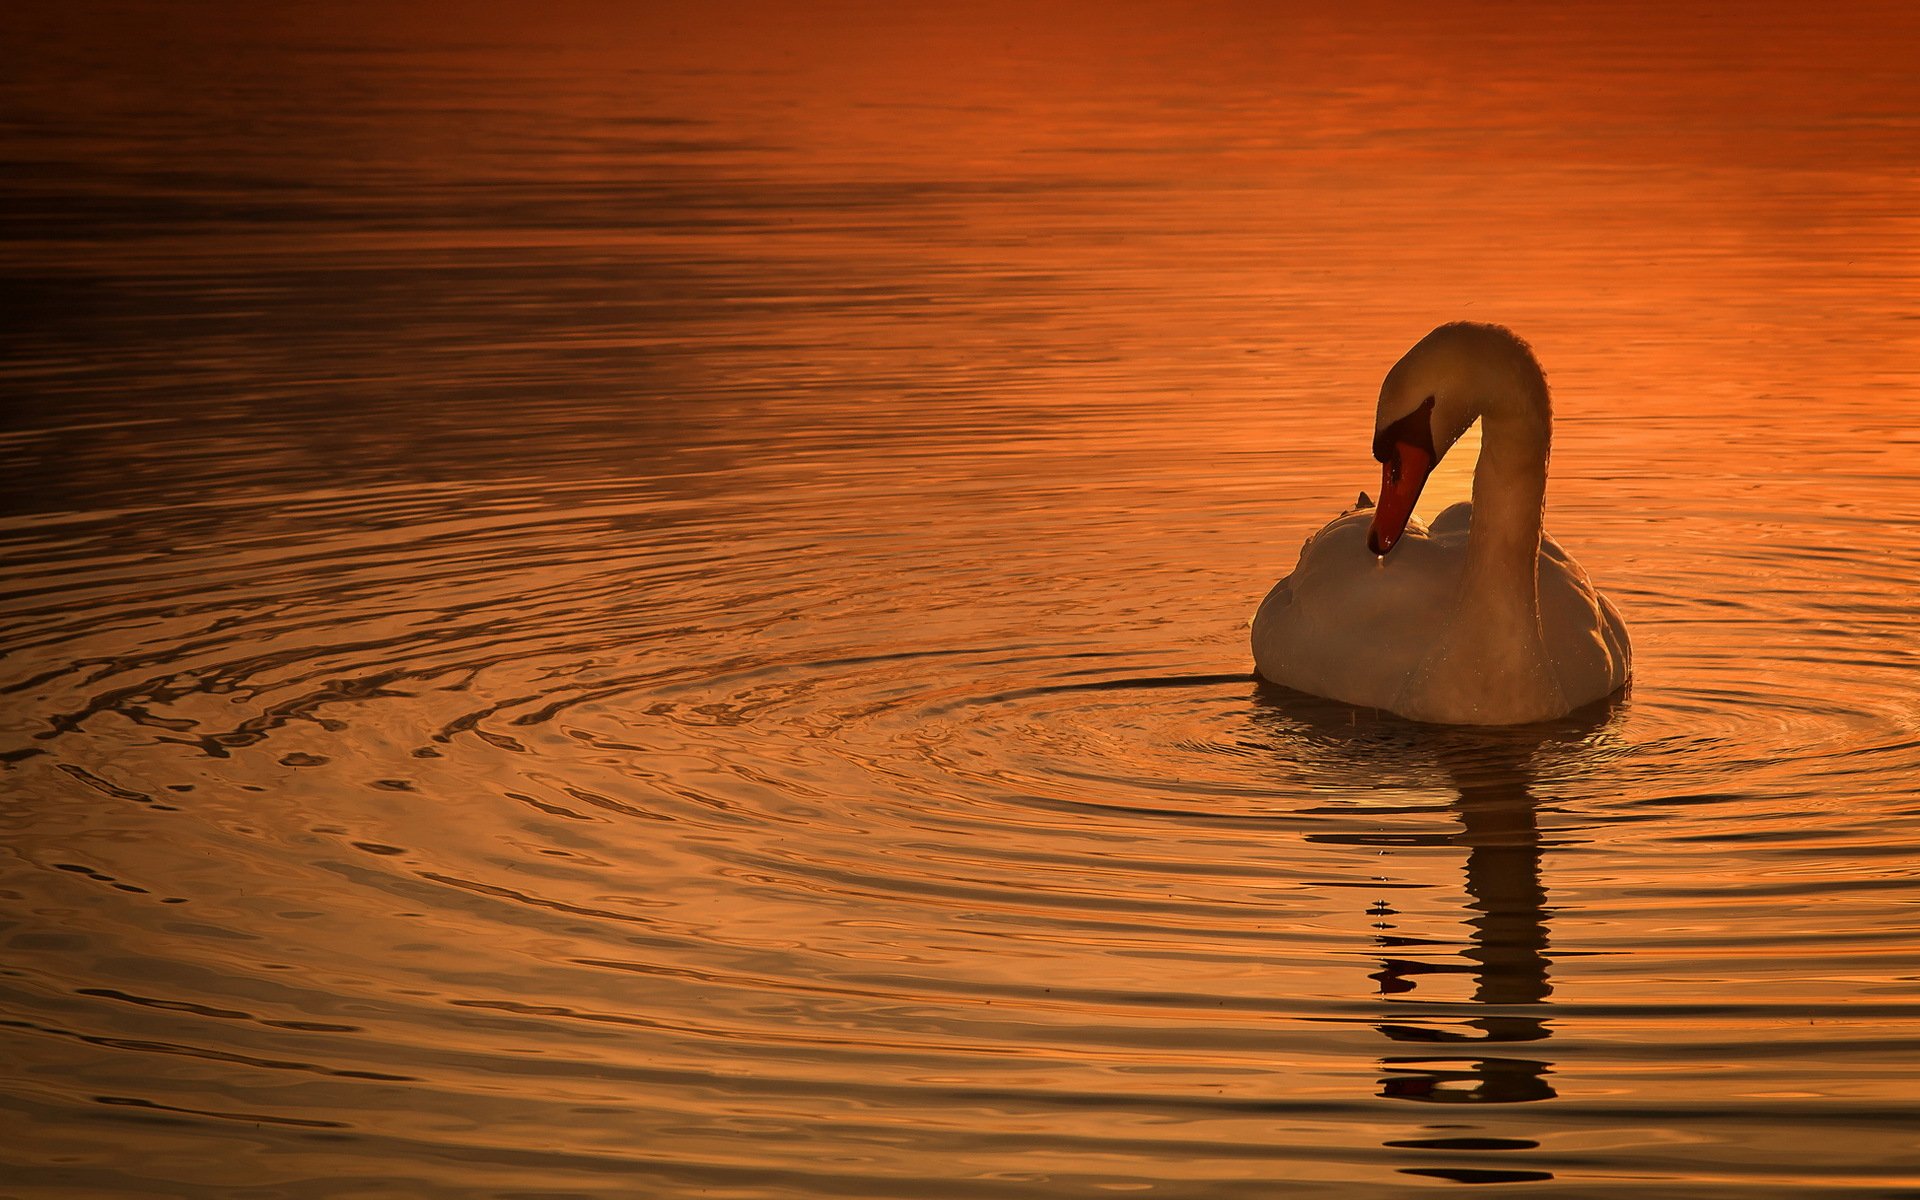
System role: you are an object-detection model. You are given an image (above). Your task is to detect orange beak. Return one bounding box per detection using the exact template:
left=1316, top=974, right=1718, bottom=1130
left=1367, top=442, right=1436, bottom=555
left=1367, top=396, right=1438, bottom=557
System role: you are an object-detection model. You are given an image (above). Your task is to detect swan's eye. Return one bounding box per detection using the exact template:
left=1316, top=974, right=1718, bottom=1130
left=1372, top=396, right=1437, bottom=467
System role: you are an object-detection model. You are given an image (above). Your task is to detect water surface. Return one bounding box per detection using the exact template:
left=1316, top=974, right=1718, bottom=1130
left=3, top=3, right=1919, bottom=1196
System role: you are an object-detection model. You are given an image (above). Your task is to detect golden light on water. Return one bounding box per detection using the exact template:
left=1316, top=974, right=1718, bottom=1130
left=1418, top=422, right=1482, bottom=518
left=2, top=2, right=1918, bottom=1195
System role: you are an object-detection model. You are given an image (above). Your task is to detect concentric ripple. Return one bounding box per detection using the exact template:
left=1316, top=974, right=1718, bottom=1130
left=4, top=443, right=1917, bottom=1197
left=6, top=5, right=1920, bottom=1194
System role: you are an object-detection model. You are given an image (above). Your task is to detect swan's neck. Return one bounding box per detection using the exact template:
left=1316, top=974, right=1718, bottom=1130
left=1460, top=398, right=1550, bottom=617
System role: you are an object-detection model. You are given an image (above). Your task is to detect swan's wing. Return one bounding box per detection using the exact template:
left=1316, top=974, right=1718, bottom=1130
left=1537, top=540, right=1632, bottom=698
left=1253, top=509, right=1457, bottom=706
left=1429, top=501, right=1474, bottom=537
left=1598, top=590, right=1632, bottom=676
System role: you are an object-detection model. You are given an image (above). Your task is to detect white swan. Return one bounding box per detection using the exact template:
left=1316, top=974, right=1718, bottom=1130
left=1251, top=323, right=1630, bottom=725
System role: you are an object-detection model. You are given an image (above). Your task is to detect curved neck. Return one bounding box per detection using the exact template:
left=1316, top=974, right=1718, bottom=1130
left=1461, top=395, right=1550, bottom=614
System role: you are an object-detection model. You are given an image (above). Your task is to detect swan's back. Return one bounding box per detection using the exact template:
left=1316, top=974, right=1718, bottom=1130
left=1252, top=500, right=1628, bottom=715
left=1252, top=502, right=1461, bottom=710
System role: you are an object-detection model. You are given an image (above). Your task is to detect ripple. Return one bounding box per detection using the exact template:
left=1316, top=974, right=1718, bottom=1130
left=6, top=472, right=1917, bottom=1199
left=9, top=11, right=1920, bottom=1185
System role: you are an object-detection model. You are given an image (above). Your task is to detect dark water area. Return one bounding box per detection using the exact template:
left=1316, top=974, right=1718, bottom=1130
left=3, top=3, right=1919, bottom=1196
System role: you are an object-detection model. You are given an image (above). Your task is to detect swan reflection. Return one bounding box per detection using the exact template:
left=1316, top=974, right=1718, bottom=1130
left=1371, top=756, right=1555, bottom=1106
left=1255, top=685, right=1620, bottom=1185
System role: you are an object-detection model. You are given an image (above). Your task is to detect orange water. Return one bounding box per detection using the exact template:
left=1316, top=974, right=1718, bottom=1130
left=3, top=3, right=1918, bottom=1196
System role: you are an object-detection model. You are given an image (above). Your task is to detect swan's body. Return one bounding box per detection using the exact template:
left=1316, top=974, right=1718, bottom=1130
left=1251, top=323, right=1629, bottom=725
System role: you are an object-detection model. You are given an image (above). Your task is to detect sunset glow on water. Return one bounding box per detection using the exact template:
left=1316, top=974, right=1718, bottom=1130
left=3, top=3, right=1918, bottom=1196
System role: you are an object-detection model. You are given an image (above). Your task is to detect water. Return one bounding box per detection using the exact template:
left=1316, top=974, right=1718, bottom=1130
left=4, top=3, right=1919, bottom=1195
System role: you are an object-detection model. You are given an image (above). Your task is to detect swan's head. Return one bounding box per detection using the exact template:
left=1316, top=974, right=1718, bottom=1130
left=1366, top=323, right=1546, bottom=556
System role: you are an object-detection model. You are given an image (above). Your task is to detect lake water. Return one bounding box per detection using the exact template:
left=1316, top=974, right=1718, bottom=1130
left=3, top=3, right=1918, bottom=1196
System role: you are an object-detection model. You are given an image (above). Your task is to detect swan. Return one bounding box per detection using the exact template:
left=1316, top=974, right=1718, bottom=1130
left=1251, top=322, right=1629, bottom=725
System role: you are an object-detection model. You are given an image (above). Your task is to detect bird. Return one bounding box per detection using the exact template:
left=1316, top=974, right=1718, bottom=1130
left=1251, top=322, right=1630, bottom=725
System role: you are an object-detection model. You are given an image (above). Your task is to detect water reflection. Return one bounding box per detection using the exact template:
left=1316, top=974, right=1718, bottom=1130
left=1371, top=750, right=1555, bottom=1108
left=1261, top=689, right=1623, bottom=1185
left=6, top=1, right=1920, bottom=1192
